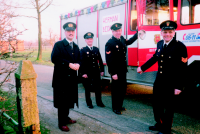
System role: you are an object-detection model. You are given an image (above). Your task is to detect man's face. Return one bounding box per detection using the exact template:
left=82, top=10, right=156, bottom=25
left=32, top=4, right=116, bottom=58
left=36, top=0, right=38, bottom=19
left=161, top=29, right=175, bottom=43
left=85, top=38, right=93, bottom=46
left=65, top=30, right=75, bottom=41
left=112, top=29, right=122, bottom=39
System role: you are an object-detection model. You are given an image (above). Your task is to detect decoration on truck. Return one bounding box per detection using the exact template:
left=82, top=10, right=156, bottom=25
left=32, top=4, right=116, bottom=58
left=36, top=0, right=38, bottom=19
left=182, top=33, right=200, bottom=43
left=60, top=0, right=127, bottom=19
left=154, top=34, right=161, bottom=44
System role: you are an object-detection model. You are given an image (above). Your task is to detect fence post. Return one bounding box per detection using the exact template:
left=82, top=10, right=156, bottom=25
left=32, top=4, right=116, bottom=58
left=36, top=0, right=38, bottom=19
left=15, top=60, right=41, bottom=134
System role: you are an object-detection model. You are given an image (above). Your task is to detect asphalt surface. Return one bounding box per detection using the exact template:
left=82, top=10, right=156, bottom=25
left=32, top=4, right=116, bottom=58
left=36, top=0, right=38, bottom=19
left=33, top=64, right=200, bottom=134
left=1, top=60, right=200, bottom=134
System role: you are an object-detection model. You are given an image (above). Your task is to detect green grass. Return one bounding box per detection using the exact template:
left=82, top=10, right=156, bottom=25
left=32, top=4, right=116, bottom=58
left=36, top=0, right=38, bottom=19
left=6, top=50, right=53, bottom=66
left=0, top=89, right=50, bottom=133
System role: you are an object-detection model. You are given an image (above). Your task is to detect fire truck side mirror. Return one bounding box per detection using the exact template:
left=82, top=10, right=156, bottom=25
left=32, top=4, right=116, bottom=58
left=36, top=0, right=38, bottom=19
left=139, top=30, right=146, bottom=40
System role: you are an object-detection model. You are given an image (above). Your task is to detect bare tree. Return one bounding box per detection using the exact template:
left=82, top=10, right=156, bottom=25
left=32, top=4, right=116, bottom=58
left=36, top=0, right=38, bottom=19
left=34, top=0, right=53, bottom=60
left=0, top=1, right=34, bottom=132
left=4, top=0, right=53, bottom=61
left=0, top=0, right=27, bottom=58
left=47, top=28, right=58, bottom=48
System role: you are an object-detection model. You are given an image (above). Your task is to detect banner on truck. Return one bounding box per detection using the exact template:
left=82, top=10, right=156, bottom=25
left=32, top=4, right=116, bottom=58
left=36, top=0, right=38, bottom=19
left=102, top=13, right=120, bottom=35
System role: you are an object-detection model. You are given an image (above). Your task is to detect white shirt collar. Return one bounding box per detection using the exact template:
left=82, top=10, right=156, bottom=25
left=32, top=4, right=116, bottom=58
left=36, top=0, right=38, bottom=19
left=87, top=45, right=93, bottom=50
left=65, top=38, right=73, bottom=44
left=164, top=38, right=173, bottom=46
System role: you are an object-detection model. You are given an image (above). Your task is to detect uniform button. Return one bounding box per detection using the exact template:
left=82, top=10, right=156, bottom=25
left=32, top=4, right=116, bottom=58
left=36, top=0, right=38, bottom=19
left=93, top=66, right=95, bottom=67
left=118, top=50, right=119, bottom=51
left=160, top=71, right=162, bottom=74
left=169, top=56, right=171, bottom=58
left=161, top=60, right=163, bottom=62
left=124, top=52, right=125, bottom=53
left=160, top=66, right=162, bottom=68
left=93, top=62, right=95, bottom=63
left=161, top=55, right=163, bottom=57
left=72, top=53, right=74, bottom=55
left=93, top=58, right=94, bottom=59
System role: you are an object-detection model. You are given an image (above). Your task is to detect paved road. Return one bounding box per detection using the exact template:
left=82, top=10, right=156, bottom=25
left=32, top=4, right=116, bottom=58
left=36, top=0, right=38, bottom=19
left=1, top=60, right=200, bottom=133
left=32, top=64, right=200, bottom=134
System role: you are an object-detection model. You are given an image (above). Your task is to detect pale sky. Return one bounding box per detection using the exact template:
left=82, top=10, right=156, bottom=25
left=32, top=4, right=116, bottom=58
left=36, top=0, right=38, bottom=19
left=13, top=0, right=106, bottom=41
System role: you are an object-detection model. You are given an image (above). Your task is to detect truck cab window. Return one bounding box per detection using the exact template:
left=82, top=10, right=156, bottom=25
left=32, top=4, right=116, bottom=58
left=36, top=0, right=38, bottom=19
left=181, top=0, right=200, bottom=24
left=140, top=0, right=170, bottom=25
left=173, top=0, right=178, bottom=22
left=131, top=0, right=137, bottom=30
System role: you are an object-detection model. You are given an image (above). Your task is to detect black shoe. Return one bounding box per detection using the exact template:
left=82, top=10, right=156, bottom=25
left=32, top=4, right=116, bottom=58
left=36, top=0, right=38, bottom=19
left=113, top=109, right=122, bottom=115
left=87, top=105, right=94, bottom=109
left=121, top=107, right=126, bottom=111
left=149, top=123, right=161, bottom=131
left=97, top=103, right=105, bottom=107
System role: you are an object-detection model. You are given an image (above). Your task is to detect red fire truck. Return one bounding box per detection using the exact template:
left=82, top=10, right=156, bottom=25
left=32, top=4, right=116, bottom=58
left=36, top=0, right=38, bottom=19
left=60, top=0, right=200, bottom=86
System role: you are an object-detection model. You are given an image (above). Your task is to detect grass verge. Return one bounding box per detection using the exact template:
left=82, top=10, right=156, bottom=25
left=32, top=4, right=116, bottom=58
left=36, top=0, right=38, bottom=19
left=6, top=50, right=53, bottom=66
left=0, top=88, right=50, bottom=133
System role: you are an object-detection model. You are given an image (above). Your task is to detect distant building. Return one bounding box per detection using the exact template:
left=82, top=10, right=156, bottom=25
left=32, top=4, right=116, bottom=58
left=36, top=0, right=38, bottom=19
left=0, top=40, right=24, bottom=54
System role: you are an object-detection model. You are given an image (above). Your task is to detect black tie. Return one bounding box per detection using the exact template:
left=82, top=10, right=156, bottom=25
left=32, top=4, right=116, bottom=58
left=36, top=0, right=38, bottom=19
left=69, top=42, right=73, bottom=49
left=90, top=47, right=93, bottom=51
left=164, top=44, right=167, bottom=50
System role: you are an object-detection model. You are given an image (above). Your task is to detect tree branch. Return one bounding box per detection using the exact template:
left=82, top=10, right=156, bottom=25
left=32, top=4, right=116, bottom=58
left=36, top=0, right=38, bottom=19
left=40, top=0, right=53, bottom=13
left=16, top=15, right=38, bottom=19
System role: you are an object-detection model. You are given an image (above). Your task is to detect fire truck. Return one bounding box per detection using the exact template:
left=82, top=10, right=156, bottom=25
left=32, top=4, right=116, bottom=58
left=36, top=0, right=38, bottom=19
left=60, top=0, right=200, bottom=87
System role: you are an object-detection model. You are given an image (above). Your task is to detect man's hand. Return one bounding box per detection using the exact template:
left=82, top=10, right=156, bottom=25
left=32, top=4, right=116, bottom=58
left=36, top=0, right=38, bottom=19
left=175, top=89, right=182, bottom=95
left=112, top=74, right=118, bottom=80
left=137, top=67, right=143, bottom=74
left=69, top=63, right=80, bottom=70
left=69, top=63, right=76, bottom=70
left=100, top=72, right=104, bottom=76
left=82, top=74, right=88, bottom=78
left=74, top=63, right=80, bottom=70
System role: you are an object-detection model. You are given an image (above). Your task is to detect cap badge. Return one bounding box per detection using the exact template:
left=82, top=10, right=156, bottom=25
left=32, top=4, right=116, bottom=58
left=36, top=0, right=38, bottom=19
left=68, top=24, right=73, bottom=27
left=88, top=33, right=91, bottom=36
left=115, top=24, right=118, bottom=27
left=166, top=22, right=170, bottom=26
left=87, top=52, right=89, bottom=54
left=116, top=45, right=118, bottom=48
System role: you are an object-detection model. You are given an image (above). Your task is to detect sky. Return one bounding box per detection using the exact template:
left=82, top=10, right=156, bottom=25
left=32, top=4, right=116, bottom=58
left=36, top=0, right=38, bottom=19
left=13, top=0, right=106, bottom=41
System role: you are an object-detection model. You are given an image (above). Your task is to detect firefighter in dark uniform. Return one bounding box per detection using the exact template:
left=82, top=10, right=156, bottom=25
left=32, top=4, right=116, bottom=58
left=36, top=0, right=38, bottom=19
left=80, top=32, right=105, bottom=109
left=137, top=20, right=188, bottom=134
left=105, top=23, right=138, bottom=115
left=51, top=22, right=80, bottom=132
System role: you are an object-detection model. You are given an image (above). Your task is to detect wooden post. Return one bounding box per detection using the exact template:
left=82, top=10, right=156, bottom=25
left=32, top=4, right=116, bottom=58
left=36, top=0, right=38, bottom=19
left=15, top=60, right=41, bottom=134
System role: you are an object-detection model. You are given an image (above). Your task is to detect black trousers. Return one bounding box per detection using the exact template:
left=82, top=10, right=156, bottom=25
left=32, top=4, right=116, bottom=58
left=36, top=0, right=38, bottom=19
left=82, top=74, right=103, bottom=106
left=111, top=73, right=127, bottom=110
left=58, top=107, right=70, bottom=127
left=153, top=80, right=175, bottom=133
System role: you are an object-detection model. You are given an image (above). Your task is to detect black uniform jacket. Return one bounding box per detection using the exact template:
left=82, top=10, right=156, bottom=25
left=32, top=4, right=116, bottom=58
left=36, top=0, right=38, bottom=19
left=141, top=39, right=188, bottom=90
left=80, top=46, right=104, bottom=76
left=51, top=39, right=80, bottom=108
left=105, top=33, right=138, bottom=75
